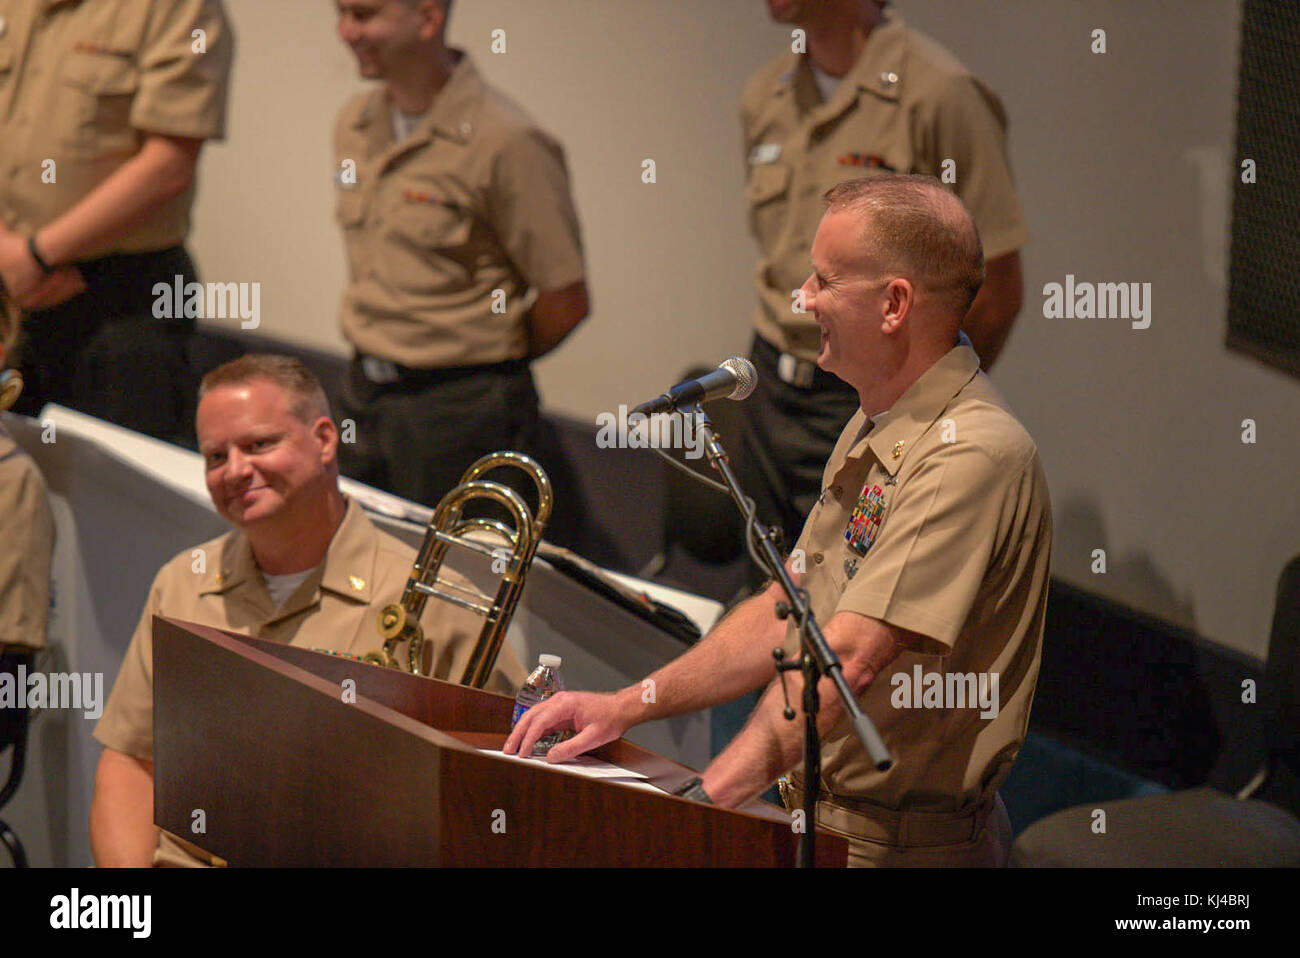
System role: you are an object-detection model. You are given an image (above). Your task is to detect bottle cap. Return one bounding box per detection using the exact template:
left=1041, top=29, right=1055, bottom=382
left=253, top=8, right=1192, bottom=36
left=539, top=653, right=562, bottom=668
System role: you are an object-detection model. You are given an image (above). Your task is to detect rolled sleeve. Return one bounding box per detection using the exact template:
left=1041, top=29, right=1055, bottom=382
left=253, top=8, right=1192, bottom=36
left=836, top=445, right=1016, bottom=653
left=487, top=127, right=586, bottom=292
left=919, top=75, right=1028, bottom=260
left=130, top=0, right=234, bottom=141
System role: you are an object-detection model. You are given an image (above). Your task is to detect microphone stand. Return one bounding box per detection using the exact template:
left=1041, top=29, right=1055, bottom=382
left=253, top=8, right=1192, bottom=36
left=682, top=403, right=891, bottom=867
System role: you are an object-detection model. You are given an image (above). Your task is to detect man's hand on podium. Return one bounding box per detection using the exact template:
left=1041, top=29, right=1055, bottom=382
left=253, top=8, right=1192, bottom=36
left=503, top=689, right=633, bottom=764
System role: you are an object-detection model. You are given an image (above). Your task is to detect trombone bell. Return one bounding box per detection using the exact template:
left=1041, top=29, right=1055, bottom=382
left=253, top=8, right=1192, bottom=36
left=366, top=451, right=552, bottom=685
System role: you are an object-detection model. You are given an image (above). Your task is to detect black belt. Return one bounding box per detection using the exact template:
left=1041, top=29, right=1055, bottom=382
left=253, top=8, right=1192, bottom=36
left=355, top=353, right=529, bottom=387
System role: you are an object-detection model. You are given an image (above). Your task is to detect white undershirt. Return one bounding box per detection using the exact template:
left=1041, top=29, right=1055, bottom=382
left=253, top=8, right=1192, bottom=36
left=391, top=104, right=422, bottom=142
left=810, top=61, right=842, bottom=102
left=263, top=567, right=316, bottom=609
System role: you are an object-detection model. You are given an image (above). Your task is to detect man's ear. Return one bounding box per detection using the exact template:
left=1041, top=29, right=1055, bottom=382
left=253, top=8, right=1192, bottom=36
left=314, top=417, right=340, bottom=465
left=881, top=277, right=914, bottom=334
left=419, top=0, right=448, bottom=42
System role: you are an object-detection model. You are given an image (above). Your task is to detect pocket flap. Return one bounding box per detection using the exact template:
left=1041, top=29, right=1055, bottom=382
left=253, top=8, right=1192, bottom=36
left=746, top=161, right=791, bottom=206
left=60, top=52, right=137, bottom=94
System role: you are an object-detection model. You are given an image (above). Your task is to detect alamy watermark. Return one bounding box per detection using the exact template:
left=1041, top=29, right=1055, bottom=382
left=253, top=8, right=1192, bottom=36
left=50, top=889, right=150, bottom=938
left=1042, top=274, right=1150, bottom=329
left=890, top=666, right=999, bottom=719
left=152, top=274, right=260, bottom=329
left=595, top=407, right=705, bottom=459
left=0, top=666, right=103, bottom=719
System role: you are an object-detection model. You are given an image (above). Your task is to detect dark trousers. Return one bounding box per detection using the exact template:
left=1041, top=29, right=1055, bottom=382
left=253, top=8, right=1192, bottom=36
left=338, top=355, right=544, bottom=512
left=735, top=333, right=861, bottom=572
left=12, top=247, right=198, bottom=447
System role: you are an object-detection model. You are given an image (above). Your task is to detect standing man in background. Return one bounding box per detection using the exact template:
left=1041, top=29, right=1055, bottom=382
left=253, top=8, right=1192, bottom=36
left=0, top=0, right=234, bottom=445
left=737, top=0, right=1027, bottom=557
left=333, top=0, right=589, bottom=508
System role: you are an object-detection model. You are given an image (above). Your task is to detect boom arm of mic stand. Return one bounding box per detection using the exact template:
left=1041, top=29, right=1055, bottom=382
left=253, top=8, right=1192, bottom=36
left=687, top=404, right=891, bottom=865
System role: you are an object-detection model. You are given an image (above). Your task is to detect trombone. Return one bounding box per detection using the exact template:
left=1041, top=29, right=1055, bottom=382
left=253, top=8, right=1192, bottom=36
left=362, top=451, right=552, bottom=686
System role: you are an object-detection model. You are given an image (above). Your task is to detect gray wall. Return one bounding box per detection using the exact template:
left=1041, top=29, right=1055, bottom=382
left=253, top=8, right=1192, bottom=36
left=189, top=0, right=1299, bottom=659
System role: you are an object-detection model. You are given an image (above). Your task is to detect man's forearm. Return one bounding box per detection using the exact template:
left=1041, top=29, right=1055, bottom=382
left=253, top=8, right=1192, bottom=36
left=34, top=135, right=200, bottom=267
left=699, top=612, right=915, bottom=807
left=612, top=583, right=788, bottom=728
left=962, top=250, right=1023, bottom=370
left=525, top=281, right=588, bottom=358
left=90, top=748, right=158, bottom=868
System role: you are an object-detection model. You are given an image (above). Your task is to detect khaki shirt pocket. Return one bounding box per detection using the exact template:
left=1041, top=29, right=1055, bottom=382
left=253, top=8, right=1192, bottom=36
left=387, top=200, right=473, bottom=251
left=335, top=188, right=367, bottom=227
left=57, top=52, right=138, bottom=157
left=383, top=199, right=475, bottom=294
left=745, top=161, right=791, bottom=254
left=335, top=189, right=368, bottom=278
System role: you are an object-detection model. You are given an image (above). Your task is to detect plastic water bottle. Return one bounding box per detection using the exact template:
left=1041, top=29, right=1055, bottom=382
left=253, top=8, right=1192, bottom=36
left=511, top=654, right=569, bottom=756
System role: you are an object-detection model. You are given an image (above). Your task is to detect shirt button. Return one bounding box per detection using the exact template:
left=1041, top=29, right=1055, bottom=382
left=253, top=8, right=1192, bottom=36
left=813, top=552, right=824, bottom=565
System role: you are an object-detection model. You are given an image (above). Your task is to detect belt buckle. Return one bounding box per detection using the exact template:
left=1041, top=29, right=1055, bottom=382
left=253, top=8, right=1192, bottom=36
left=777, top=352, right=816, bottom=388
left=360, top=356, right=401, bottom=384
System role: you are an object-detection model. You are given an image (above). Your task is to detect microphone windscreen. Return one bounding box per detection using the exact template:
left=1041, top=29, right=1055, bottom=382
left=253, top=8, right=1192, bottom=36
left=720, top=357, right=757, bottom=401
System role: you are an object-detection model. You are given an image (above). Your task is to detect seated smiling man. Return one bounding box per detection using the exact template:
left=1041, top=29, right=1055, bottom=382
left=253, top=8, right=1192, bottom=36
left=91, top=354, right=523, bottom=867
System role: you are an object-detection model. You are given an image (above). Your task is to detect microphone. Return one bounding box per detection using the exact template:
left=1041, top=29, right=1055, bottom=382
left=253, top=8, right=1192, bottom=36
left=632, top=357, right=757, bottom=416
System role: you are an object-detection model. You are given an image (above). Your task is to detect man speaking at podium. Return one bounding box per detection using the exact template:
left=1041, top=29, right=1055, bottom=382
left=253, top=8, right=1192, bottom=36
left=508, top=176, right=1052, bottom=867
left=90, top=355, right=523, bottom=867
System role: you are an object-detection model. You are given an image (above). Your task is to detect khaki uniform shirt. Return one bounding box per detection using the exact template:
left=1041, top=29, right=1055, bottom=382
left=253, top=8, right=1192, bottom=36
left=788, top=336, right=1052, bottom=823
left=0, top=0, right=233, bottom=256
left=334, top=51, right=585, bottom=369
left=94, top=496, right=526, bottom=866
left=0, top=422, right=53, bottom=650
left=742, top=10, right=1028, bottom=360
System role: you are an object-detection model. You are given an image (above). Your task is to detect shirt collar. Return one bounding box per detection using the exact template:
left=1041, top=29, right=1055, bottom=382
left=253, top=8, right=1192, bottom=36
left=779, top=7, right=909, bottom=110
left=197, top=497, right=378, bottom=611
left=353, top=48, right=485, bottom=147
left=844, top=332, right=982, bottom=477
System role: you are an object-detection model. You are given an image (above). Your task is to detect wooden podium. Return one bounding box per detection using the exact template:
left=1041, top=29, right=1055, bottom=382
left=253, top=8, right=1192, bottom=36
left=152, top=617, right=848, bottom=866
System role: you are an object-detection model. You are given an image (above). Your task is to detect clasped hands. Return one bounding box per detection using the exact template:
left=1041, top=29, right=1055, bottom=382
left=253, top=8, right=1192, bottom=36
left=0, top=226, right=87, bottom=311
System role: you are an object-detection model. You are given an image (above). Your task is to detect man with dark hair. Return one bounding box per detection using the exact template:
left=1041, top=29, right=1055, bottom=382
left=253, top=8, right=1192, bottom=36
left=508, top=177, right=1052, bottom=867
left=736, top=0, right=1027, bottom=562
left=91, top=354, right=524, bottom=867
left=332, top=0, right=589, bottom=507
left=0, top=0, right=234, bottom=445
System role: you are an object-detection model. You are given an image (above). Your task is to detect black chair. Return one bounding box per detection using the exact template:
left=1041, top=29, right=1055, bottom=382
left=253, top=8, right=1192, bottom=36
left=1011, top=555, right=1300, bottom=866
left=0, top=647, right=36, bottom=868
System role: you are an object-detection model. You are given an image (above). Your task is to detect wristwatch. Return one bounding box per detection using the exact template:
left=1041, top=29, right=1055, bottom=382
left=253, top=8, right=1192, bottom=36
left=671, top=776, right=712, bottom=804
left=28, top=234, right=54, bottom=275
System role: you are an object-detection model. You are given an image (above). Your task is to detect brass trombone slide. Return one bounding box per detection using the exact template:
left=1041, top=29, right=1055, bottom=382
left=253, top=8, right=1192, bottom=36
left=367, top=451, right=552, bottom=686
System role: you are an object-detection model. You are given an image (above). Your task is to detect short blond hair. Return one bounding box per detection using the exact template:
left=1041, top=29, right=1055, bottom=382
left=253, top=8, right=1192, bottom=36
left=824, top=174, right=985, bottom=314
left=199, top=354, right=330, bottom=423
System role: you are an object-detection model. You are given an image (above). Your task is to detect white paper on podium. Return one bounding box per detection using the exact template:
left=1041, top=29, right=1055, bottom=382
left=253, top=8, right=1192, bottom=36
left=479, top=748, right=665, bottom=794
